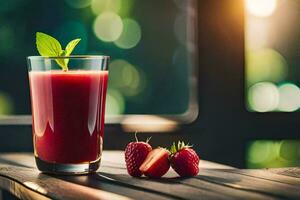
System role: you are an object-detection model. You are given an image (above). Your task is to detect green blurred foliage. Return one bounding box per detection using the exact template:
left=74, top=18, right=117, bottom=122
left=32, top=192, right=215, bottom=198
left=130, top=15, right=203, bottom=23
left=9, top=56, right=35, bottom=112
left=247, top=140, right=300, bottom=168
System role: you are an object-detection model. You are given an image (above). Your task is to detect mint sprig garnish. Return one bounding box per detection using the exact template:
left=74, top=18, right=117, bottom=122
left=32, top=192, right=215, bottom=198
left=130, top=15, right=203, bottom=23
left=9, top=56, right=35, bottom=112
left=36, top=32, right=81, bottom=71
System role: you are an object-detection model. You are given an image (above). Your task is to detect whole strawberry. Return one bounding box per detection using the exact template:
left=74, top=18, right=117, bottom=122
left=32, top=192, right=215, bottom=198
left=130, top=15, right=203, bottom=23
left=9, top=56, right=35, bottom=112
left=125, top=134, right=152, bottom=177
left=169, top=141, right=200, bottom=177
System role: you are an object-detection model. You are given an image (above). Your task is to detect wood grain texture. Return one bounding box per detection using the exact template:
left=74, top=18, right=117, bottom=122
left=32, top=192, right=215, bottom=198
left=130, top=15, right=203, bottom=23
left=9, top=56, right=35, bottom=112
left=97, top=172, right=277, bottom=200
left=268, top=168, right=300, bottom=179
left=0, top=165, right=132, bottom=200
left=0, top=152, right=298, bottom=200
left=197, top=169, right=300, bottom=200
left=222, top=169, right=300, bottom=186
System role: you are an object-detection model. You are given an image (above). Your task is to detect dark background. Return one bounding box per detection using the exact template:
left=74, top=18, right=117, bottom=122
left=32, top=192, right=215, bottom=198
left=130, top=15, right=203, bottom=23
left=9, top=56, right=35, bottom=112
left=0, top=0, right=299, bottom=168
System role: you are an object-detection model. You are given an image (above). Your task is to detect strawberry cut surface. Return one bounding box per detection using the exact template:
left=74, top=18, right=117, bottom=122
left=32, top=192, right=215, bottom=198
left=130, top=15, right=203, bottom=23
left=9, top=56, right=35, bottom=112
left=139, top=148, right=170, bottom=178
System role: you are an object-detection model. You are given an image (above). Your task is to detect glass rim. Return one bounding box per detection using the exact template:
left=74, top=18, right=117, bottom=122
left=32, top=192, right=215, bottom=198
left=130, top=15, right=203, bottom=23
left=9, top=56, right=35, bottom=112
left=27, top=55, right=110, bottom=60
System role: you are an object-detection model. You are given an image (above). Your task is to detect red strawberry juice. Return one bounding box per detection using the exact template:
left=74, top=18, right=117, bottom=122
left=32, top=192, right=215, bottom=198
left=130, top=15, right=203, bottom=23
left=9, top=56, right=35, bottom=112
left=29, top=70, right=108, bottom=164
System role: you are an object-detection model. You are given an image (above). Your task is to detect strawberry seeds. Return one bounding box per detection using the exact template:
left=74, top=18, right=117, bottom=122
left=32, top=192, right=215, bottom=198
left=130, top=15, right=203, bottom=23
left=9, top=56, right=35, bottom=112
left=124, top=134, right=200, bottom=178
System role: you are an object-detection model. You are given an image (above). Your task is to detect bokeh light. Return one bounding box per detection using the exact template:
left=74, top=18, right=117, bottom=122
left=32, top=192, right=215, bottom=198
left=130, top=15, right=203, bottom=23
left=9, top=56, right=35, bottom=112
left=248, top=141, right=278, bottom=164
left=246, top=49, right=288, bottom=86
left=109, top=59, right=146, bottom=97
left=105, top=89, right=125, bottom=115
left=91, top=0, right=121, bottom=15
left=246, top=0, right=278, bottom=17
left=279, top=140, right=300, bottom=161
left=0, top=92, right=13, bottom=115
left=114, top=18, right=142, bottom=49
left=248, top=82, right=279, bottom=112
left=277, top=83, right=300, bottom=112
left=93, top=12, right=123, bottom=42
left=117, top=0, right=134, bottom=17
left=245, top=18, right=269, bottom=50
left=64, top=0, right=91, bottom=9
left=248, top=140, right=300, bottom=168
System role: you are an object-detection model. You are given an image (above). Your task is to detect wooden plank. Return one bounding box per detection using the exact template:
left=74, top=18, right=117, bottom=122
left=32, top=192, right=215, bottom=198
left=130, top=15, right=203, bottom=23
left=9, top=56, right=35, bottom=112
left=0, top=176, right=50, bottom=200
left=98, top=158, right=279, bottom=200
left=99, top=164, right=278, bottom=200
left=0, top=165, right=132, bottom=200
left=221, top=169, right=300, bottom=186
left=0, top=152, right=236, bottom=200
left=0, top=161, right=177, bottom=200
left=0, top=152, right=298, bottom=200
left=0, top=153, right=35, bottom=168
left=167, top=176, right=278, bottom=200
left=268, top=168, right=300, bottom=179
left=98, top=171, right=278, bottom=200
left=97, top=172, right=226, bottom=200
left=197, top=169, right=300, bottom=200
left=0, top=165, right=178, bottom=200
left=58, top=173, right=176, bottom=200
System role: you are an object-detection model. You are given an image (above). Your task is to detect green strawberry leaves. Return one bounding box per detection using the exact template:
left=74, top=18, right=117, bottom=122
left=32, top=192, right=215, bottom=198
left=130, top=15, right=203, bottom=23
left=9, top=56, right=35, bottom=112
left=36, top=32, right=81, bottom=71
left=169, top=141, right=192, bottom=155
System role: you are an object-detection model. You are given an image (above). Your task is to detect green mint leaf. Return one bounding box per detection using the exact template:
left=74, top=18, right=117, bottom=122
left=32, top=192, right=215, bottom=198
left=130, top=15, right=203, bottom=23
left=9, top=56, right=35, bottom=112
left=55, top=50, right=68, bottom=71
left=63, top=38, right=81, bottom=67
left=36, top=32, right=62, bottom=56
left=65, top=39, right=81, bottom=56
left=35, top=32, right=81, bottom=71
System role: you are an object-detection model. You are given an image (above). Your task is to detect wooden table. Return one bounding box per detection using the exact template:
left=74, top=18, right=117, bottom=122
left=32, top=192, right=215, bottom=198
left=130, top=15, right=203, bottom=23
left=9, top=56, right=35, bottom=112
left=0, top=151, right=299, bottom=200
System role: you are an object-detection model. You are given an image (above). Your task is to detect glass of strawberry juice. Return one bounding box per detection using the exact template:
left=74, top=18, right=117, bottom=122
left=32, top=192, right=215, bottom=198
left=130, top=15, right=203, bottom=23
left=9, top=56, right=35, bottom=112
left=27, top=56, right=109, bottom=174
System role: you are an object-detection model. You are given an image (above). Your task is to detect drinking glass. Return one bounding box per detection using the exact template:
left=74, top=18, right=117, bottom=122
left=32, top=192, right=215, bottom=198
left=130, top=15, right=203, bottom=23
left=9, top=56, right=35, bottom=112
left=27, top=56, right=109, bottom=174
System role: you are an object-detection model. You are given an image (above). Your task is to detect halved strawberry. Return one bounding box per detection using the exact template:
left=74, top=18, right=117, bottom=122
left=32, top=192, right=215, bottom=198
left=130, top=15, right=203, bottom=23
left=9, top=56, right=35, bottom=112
left=169, top=141, right=200, bottom=177
left=125, top=134, right=152, bottom=177
left=139, top=147, right=170, bottom=178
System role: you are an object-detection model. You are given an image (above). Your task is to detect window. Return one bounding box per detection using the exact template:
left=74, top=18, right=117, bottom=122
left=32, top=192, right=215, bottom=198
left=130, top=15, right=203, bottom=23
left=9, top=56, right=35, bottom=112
left=0, top=0, right=198, bottom=122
